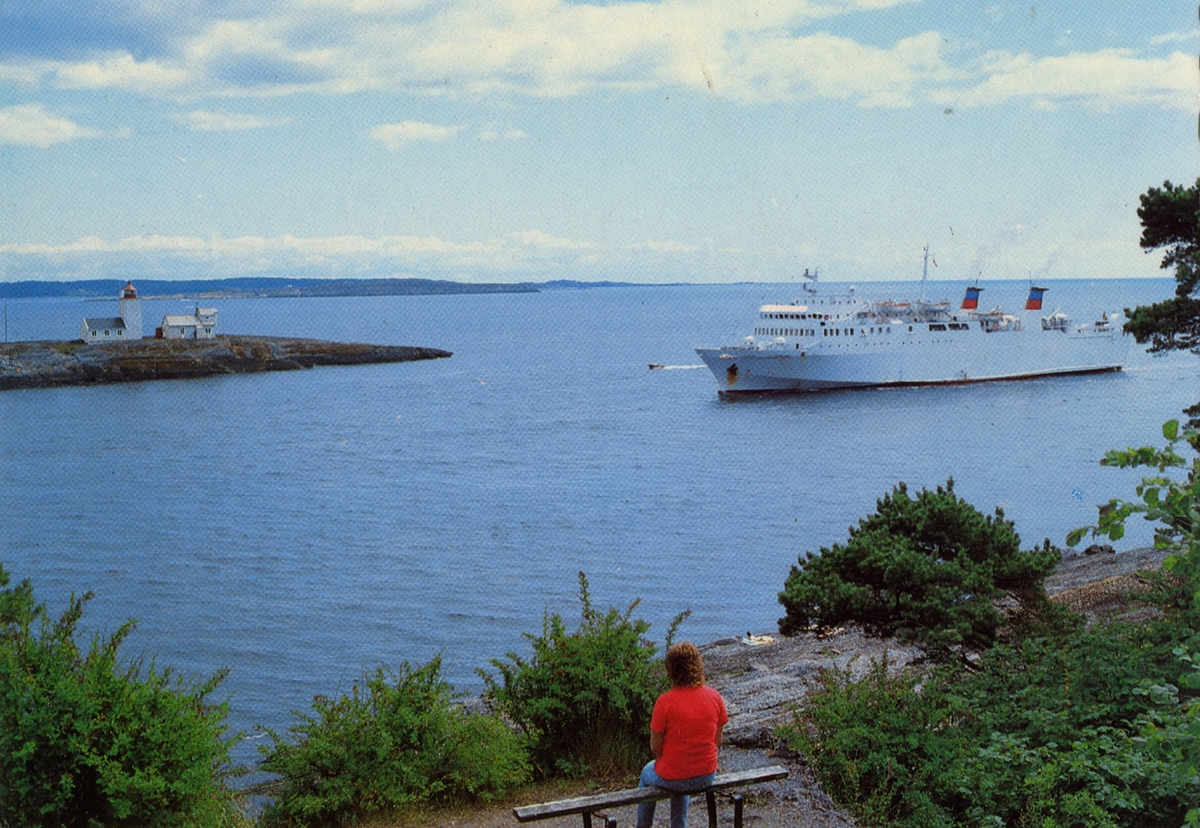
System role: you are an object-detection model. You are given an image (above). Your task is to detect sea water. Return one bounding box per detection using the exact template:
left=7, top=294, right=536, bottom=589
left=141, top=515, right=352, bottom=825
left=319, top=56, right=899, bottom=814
left=0, top=278, right=1195, bottom=771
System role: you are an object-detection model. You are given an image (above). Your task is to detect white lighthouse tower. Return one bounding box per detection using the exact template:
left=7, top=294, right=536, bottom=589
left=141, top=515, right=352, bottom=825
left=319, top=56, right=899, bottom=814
left=118, top=281, right=142, bottom=339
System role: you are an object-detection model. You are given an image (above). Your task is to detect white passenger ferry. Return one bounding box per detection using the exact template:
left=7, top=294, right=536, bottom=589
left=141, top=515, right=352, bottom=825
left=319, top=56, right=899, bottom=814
left=695, top=252, right=1129, bottom=396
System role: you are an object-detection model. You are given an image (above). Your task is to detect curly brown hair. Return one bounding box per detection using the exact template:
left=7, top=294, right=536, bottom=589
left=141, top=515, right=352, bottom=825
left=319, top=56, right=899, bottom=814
left=665, top=642, right=705, bottom=688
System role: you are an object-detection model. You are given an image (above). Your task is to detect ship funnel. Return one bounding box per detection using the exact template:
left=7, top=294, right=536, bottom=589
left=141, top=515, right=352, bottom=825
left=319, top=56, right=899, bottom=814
left=961, top=285, right=983, bottom=310
left=1025, top=286, right=1048, bottom=311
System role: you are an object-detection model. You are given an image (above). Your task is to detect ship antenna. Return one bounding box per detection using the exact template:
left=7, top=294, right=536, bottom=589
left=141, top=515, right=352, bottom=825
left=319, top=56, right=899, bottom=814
left=920, top=245, right=929, bottom=304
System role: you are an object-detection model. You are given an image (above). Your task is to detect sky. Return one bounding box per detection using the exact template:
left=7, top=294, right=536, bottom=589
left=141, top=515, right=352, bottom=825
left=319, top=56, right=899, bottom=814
left=0, top=0, right=1196, bottom=284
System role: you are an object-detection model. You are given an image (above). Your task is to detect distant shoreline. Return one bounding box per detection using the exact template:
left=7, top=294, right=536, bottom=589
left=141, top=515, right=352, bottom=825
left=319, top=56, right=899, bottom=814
left=0, top=335, right=451, bottom=390
left=0, top=277, right=664, bottom=301
left=0, top=275, right=1164, bottom=302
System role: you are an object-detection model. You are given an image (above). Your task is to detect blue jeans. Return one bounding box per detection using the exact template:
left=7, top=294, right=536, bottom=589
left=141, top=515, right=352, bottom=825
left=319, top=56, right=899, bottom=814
left=635, top=760, right=716, bottom=828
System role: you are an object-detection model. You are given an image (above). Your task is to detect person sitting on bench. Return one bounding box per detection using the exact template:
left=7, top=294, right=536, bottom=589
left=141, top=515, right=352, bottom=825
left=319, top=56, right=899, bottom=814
left=636, top=642, right=729, bottom=828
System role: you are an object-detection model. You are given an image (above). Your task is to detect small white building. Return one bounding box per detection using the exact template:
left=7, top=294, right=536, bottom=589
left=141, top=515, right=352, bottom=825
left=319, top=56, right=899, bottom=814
left=160, top=307, right=218, bottom=340
left=81, top=281, right=142, bottom=343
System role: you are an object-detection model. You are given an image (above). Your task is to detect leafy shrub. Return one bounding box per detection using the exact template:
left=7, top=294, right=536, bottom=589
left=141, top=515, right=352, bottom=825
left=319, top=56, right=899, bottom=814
left=1069, top=418, right=1200, bottom=624
left=786, top=633, right=1200, bottom=828
left=481, top=572, right=686, bottom=779
left=782, top=431, right=1200, bottom=827
left=955, top=631, right=1198, bottom=827
left=0, top=564, right=246, bottom=828
left=780, top=658, right=969, bottom=826
left=778, top=479, right=1060, bottom=661
left=259, top=657, right=529, bottom=827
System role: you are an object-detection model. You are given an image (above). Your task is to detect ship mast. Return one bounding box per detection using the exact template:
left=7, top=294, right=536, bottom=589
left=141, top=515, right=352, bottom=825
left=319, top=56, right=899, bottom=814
left=920, top=245, right=929, bottom=304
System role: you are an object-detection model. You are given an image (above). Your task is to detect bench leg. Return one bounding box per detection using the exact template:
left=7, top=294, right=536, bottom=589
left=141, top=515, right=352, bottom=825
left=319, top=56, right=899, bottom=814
left=706, top=790, right=717, bottom=828
left=733, top=794, right=744, bottom=828
left=582, top=812, right=591, bottom=828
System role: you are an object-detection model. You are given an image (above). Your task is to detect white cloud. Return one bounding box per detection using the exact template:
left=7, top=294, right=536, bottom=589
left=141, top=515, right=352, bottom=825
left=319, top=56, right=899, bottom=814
left=500, top=230, right=597, bottom=254
left=171, top=109, right=289, bottom=131
left=947, top=48, right=1197, bottom=111
left=0, top=3, right=1190, bottom=111
left=52, top=52, right=192, bottom=95
left=721, top=30, right=956, bottom=106
left=370, top=120, right=464, bottom=150
left=0, top=0, right=965, bottom=106
left=0, top=226, right=828, bottom=284
left=0, top=230, right=721, bottom=281
left=1149, top=30, right=1200, bottom=45
left=0, top=227, right=1162, bottom=284
left=0, top=104, right=107, bottom=147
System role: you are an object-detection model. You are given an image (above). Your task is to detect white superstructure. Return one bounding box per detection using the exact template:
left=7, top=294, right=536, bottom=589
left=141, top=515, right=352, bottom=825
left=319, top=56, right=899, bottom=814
left=695, top=255, right=1129, bottom=396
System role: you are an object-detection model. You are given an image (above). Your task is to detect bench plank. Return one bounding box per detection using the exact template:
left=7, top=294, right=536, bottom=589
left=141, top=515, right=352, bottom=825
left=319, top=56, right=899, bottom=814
left=513, top=765, right=788, bottom=823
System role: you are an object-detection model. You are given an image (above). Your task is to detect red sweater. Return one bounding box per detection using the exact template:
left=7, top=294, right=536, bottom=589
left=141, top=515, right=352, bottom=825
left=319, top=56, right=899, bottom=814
left=649, top=685, right=728, bottom=780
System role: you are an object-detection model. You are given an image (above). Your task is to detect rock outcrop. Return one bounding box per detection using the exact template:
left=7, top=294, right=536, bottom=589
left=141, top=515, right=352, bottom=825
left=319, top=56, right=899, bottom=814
left=0, top=336, right=452, bottom=390
left=703, top=544, right=1171, bottom=748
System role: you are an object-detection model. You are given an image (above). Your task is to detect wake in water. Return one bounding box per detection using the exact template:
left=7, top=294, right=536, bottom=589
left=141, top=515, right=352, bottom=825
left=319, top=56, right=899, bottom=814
left=648, top=363, right=706, bottom=370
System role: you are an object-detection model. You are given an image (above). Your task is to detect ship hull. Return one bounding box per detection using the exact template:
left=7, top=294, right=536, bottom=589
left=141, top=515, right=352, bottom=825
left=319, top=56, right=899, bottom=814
left=696, top=329, right=1127, bottom=396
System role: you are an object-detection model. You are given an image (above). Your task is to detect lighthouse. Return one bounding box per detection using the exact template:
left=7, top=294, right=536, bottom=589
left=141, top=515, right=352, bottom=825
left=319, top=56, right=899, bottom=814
left=80, top=281, right=145, bottom=343
left=118, top=281, right=142, bottom=339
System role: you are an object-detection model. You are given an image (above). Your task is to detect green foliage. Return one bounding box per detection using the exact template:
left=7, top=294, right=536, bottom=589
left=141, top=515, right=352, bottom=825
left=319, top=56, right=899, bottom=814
left=1068, top=419, right=1200, bottom=622
left=1125, top=179, right=1200, bottom=427
left=779, top=658, right=969, bottom=826
left=955, top=630, right=1198, bottom=827
left=1125, top=178, right=1200, bottom=355
left=777, top=479, right=1060, bottom=661
left=787, top=420, right=1200, bottom=827
left=0, top=564, right=246, bottom=828
left=1068, top=417, right=1200, bottom=821
left=786, top=627, right=1200, bottom=828
left=1137, top=179, right=1200, bottom=279
left=481, top=572, right=686, bottom=779
left=258, top=657, right=529, bottom=827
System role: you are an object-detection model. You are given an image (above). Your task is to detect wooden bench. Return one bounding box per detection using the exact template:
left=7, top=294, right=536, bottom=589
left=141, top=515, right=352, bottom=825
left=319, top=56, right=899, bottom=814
left=513, top=765, right=788, bottom=828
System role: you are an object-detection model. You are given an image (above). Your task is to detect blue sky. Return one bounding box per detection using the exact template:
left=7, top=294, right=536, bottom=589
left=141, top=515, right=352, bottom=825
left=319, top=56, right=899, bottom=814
left=0, top=1, right=1195, bottom=283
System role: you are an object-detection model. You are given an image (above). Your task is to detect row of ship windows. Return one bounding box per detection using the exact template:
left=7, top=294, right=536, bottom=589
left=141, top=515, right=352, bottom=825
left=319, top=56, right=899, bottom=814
left=757, top=322, right=974, bottom=337
left=756, top=326, right=894, bottom=336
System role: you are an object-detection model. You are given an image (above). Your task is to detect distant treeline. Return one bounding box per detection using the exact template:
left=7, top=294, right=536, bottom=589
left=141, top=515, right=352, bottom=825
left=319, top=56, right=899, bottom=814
left=0, top=277, right=647, bottom=300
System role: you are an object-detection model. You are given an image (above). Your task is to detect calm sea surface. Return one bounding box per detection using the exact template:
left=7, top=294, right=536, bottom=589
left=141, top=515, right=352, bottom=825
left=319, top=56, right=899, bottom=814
left=1, top=278, right=1195, bottom=769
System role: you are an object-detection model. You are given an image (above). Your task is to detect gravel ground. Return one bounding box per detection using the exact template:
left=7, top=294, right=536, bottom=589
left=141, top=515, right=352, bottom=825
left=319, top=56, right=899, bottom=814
left=344, top=545, right=1174, bottom=828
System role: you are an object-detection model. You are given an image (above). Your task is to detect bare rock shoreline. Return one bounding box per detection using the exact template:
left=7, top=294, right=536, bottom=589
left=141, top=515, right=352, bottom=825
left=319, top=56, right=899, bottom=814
left=0, top=335, right=452, bottom=390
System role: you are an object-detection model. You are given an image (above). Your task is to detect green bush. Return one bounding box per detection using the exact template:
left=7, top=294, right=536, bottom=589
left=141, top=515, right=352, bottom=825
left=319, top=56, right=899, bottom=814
left=481, top=572, right=686, bottom=779
left=0, top=564, right=246, bottom=828
left=781, top=430, right=1200, bottom=827
left=259, top=657, right=530, bottom=827
left=780, top=658, right=969, bottom=827
left=778, top=479, right=1060, bottom=661
left=1069, top=418, right=1200, bottom=624
left=955, top=631, right=1198, bottom=827
left=786, top=631, right=1200, bottom=828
